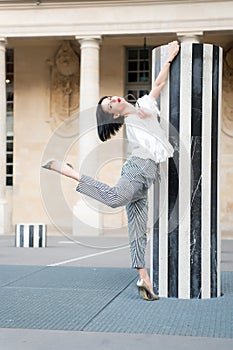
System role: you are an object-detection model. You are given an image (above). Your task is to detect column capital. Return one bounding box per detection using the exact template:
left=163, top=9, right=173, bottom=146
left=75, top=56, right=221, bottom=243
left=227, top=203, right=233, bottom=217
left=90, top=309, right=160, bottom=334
left=75, top=35, right=101, bottom=46
left=0, top=37, right=7, bottom=48
left=177, top=32, right=203, bottom=44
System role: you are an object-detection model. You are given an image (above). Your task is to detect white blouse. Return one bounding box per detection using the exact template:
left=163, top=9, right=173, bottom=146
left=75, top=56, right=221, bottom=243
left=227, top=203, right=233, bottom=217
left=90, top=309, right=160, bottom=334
left=125, top=94, right=174, bottom=163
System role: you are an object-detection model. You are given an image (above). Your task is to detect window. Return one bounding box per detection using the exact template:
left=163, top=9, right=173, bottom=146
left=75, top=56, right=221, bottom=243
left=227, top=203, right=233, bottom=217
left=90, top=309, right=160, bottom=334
left=125, top=46, right=152, bottom=102
left=6, top=49, right=14, bottom=187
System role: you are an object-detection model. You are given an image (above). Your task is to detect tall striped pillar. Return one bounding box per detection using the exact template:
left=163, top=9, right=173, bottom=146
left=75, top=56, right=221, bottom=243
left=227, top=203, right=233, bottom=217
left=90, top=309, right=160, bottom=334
left=0, top=38, right=7, bottom=235
left=151, top=43, right=222, bottom=299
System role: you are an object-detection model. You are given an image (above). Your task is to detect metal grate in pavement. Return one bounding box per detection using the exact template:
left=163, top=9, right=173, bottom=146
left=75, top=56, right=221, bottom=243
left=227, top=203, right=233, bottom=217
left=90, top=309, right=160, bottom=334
left=84, top=272, right=233, bottom=338
left=0, top=265, right=44, bottom=287
left=0, top=266, right=137, bottom=331
left=0, top=265, right=232, bottom=338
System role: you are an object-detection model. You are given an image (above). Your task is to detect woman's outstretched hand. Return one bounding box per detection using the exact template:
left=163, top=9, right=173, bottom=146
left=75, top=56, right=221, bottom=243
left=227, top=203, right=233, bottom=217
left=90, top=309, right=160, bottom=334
left=42, top=160, right=80, bottom=181
left=168, top=40, right=180, bottom=62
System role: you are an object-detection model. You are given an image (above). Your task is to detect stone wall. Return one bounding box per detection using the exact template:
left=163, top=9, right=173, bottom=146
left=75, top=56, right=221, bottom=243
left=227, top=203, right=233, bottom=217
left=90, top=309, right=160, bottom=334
left=221, top=42, right=233, bottom=237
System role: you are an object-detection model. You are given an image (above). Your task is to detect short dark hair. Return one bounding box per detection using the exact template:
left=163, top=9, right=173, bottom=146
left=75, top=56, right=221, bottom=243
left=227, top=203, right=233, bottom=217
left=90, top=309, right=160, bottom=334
left=96, top=96, right=124, bottom=142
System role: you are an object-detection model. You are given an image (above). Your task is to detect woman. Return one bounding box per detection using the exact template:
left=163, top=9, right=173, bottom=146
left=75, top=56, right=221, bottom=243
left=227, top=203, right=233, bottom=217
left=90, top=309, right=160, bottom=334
left=43, top=40, right=180, bottom=301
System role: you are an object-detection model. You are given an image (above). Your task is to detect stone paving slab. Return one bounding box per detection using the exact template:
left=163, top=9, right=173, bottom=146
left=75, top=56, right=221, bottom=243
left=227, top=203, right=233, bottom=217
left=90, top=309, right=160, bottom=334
left=1, top=329, right=233, bottom=350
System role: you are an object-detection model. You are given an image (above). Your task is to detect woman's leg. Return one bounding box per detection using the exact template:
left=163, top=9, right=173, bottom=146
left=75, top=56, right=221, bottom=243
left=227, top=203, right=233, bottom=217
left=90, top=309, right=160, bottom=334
left=126, top=196, right=155, bottom=296
left=43, top=159, right=157, bottom=296
left=42, top=159, right=143, bottom=208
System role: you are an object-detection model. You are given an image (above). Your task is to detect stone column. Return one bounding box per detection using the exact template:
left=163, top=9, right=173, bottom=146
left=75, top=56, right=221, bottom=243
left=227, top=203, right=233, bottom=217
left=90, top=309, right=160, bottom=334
left=78, top=36, right=101, bottom=112
left=177, top=32, right=203, bottom=44
left=152, top=40, right=222, bottom=299
left=73, top=36, right=102, bottom=236
left=0, top=38, right=7, bottom=234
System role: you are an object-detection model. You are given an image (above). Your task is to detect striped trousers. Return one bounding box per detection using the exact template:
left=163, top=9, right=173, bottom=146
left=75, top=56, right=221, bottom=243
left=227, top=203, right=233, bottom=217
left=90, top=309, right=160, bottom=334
left=76, top=156, right=159, bottom=268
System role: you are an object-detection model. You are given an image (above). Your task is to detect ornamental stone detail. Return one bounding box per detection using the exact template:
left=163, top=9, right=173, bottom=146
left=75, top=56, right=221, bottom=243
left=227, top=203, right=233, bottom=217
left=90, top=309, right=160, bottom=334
left=47, top=41, right=80, bottom=130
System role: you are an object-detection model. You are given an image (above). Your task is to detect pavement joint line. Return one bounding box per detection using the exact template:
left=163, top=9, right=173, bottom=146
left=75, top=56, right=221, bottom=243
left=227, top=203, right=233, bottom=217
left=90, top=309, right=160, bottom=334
left=57, top=232, right=130, bottom=250
left=47, top=245, right=130, bottom=267
left=80, top=276, right=138, bottom=331
left=57, top=240, right=129, bottom=250
left=58, top=241, right=77, bottom=244
left=1, top=266, right=48, bottom=288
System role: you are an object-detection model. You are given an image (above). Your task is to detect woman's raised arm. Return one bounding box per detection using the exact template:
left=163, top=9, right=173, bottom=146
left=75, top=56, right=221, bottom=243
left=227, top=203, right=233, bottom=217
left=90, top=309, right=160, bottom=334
left=149, top=41, right=180, bottom=100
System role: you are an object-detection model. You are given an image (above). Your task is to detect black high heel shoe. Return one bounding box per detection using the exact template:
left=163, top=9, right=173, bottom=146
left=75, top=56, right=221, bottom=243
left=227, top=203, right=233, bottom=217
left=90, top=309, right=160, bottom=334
left=137, top=279, right=160, bottom=301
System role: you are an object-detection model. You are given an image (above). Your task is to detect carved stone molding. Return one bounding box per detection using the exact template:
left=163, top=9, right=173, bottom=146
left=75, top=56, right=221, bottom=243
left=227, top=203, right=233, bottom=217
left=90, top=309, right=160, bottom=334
left=222, top=43, right=233, bottom=137
left=177, top=31, right=203, bottom=43
left=47, top=40, right=80, bottom=130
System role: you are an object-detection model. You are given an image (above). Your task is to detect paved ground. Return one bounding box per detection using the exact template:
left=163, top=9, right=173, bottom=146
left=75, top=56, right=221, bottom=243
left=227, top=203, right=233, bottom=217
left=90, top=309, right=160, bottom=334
left=0, top=233, right=233, bottom=350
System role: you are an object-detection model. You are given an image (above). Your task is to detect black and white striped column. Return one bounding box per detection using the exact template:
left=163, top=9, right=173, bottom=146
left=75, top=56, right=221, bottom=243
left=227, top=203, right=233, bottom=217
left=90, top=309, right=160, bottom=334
left=0, top=38, right=7, bottom=234
left=15, top=223, right=47, bottom=248
left=151, top=43, right=222, bottom=299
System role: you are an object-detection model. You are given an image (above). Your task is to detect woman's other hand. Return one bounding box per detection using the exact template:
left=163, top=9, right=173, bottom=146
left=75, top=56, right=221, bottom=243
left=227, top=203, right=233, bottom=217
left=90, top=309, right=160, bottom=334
left=168, top=40, right=180, bottom=62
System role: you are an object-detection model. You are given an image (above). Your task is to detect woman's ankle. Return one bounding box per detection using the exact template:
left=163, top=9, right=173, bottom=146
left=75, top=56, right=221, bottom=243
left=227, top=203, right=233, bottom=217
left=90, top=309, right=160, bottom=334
left=137, top=268, right=154, bottom=292
left=137, top=268, right=149, bottom=281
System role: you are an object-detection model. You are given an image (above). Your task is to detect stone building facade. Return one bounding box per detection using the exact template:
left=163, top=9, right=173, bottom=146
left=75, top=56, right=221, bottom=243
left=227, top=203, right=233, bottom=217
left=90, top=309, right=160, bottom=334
left=0, top=0, right=232, bottom=237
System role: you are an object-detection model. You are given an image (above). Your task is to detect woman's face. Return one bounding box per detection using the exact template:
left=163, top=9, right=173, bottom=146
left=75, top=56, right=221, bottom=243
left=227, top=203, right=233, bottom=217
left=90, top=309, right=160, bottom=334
left=101, top=96, right=128, bottom=117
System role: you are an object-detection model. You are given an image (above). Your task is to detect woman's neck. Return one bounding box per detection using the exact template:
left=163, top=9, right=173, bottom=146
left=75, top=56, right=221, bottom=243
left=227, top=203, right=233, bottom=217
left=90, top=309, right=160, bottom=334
left=123, top=103, right=138, bottom=117
left=123, top=103, right=151, bottom=119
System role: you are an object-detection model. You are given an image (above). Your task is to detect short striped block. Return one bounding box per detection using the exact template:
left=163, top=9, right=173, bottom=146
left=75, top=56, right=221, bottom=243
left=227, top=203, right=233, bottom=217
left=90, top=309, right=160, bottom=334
left=15, top=223, right=47, bottom=248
